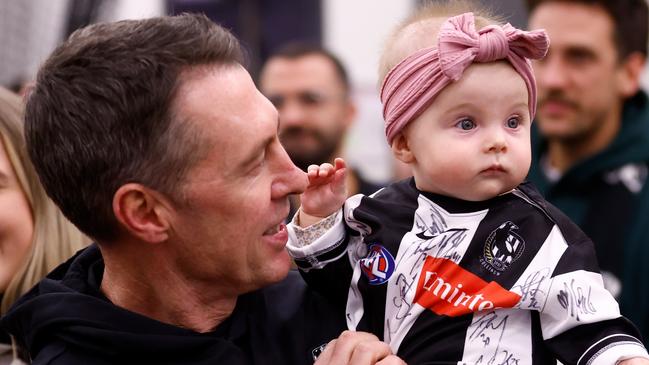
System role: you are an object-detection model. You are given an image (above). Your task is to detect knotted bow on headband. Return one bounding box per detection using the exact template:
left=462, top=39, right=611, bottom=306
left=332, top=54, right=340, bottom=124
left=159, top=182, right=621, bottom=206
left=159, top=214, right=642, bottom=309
left=380, top=12, right=549, bottom=144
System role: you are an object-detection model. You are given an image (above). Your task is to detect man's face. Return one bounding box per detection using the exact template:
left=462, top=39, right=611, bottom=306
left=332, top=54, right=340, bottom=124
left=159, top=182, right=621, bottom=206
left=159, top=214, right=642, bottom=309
left=529, top=2, right=626, bottom=142
left=259, top=54, right=354, bottom=170
left=166, top=64, right=307, bottom=295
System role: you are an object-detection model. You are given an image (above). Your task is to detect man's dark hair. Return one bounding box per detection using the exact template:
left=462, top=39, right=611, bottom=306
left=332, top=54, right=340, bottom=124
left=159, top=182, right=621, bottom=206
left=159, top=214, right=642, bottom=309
left=25, top=14, right=243, bottom=241
left=526, top=0, right=648, bottom=59
left=266, top=43, right=351, bottom=96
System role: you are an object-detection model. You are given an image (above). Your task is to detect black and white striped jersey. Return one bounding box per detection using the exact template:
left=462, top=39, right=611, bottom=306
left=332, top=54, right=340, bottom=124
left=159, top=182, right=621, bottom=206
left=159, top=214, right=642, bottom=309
left=287, top=178, right=648, bottom=365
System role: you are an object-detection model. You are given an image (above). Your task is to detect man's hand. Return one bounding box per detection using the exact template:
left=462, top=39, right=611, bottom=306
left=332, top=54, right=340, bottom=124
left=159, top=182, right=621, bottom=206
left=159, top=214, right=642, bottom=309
left=299, top=158, right=348, bottom=227
left=315, top=331, right=406, bottom=365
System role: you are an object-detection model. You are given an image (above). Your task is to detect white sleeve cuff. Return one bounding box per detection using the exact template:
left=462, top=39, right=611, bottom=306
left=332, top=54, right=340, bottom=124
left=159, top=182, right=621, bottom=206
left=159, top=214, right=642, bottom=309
left=287, top=209, right=346, bottom=260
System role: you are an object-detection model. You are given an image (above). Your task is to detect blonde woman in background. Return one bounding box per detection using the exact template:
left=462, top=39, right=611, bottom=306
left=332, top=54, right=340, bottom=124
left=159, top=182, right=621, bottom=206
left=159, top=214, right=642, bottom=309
left=0, top=87, right=86, bottom=365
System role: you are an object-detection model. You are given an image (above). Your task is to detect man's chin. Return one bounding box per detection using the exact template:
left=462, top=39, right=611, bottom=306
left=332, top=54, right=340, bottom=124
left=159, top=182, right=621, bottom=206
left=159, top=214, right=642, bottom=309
left=263, top=257, right=292, bottom=285
left=283, top=140, right=339, bottom=170
left=536, top=117, right=578, bottom=139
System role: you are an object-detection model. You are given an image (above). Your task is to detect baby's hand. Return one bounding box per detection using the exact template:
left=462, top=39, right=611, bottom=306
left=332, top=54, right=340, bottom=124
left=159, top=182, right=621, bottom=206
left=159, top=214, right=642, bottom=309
left=299, top=158, right=347, bottom=227
left=619, top=358, right=649, bottom=365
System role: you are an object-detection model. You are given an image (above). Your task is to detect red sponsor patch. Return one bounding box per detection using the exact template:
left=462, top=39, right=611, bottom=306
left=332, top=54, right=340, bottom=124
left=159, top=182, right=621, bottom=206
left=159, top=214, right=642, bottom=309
left=414, top=256, right=520, bottom=317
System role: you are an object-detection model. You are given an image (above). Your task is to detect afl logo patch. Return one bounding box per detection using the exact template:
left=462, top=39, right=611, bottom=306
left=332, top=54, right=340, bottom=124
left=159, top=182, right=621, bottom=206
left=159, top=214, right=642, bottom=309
left=482, top=221, right=525, bottom=273
left=360, top=244, right=395, bottom=285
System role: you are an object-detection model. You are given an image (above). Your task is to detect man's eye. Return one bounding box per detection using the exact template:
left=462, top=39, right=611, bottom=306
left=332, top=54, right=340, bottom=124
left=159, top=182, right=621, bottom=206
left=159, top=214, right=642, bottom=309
left=506, top=117, right=520, bottom=128
left=299, top=92, right=324, bottom=106
left=456, top=118, right=476, bottom=130
left=566, top=49, right=595, bottom=65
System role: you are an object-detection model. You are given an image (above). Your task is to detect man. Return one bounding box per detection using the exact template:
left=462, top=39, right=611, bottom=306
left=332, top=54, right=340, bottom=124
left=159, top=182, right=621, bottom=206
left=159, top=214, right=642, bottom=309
left=259, top=44, right=383, bottom=202
left=526, top=0, right=649, bottom=343
left=0, top=14, right=404, bottom=365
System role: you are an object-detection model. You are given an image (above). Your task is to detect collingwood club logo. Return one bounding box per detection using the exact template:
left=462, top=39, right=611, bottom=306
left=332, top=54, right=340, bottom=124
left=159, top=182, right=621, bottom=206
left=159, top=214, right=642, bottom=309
left=480, top=221, right=525, bottom=275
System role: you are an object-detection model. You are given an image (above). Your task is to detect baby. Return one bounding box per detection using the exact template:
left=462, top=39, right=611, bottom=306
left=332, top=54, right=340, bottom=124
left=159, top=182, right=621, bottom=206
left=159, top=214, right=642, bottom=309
left=287, top=3, right=649, bottom=365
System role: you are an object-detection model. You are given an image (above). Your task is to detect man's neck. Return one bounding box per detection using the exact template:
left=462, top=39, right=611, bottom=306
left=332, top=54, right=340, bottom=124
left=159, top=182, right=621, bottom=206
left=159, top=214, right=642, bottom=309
left=546, top=106, right=622, bottom=173
left=100, top=243, right=237, bottom=333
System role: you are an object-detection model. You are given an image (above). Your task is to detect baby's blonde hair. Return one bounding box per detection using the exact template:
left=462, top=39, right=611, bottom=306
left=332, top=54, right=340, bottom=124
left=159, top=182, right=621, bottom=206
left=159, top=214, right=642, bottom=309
left=378, top=0, right=504, bottom=85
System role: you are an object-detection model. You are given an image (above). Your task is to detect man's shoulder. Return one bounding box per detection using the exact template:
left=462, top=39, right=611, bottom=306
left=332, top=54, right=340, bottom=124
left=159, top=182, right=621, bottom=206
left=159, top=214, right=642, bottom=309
left=255, top=270, right=345, bottom=321
left=257, top=270, right=309, bottom=313
left=245, top=271, right=346, bottom=365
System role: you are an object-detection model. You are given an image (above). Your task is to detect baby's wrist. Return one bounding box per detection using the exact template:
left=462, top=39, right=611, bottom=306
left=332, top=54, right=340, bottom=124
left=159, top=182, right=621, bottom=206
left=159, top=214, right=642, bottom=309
left=298, top=209, right=331, bottom=227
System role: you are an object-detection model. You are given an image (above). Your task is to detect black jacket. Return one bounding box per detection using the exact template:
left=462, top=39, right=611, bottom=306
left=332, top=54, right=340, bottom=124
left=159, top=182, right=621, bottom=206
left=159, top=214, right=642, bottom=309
left=1, top=245, right=346, bottom=364
left=528, top=91, right=649, bottom=344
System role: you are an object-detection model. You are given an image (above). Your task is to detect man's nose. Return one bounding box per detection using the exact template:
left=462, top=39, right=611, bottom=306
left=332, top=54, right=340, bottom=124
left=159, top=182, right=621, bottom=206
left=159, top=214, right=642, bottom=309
left=271, top=146, right=308, bottom=200
left=535, top=56, right=568, bottom=90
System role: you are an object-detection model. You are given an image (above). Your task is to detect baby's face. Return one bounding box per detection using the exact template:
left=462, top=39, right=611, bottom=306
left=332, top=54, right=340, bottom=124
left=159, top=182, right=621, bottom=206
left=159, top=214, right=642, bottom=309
left=404, top=62, right=531, bottom=201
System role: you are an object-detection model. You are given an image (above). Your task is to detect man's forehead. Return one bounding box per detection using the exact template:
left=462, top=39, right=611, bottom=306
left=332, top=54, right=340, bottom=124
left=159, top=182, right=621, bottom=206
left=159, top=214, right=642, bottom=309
left=530, top=3, right=615, bottom=45
left=173, top=64, right=245, bottom=116
left=262, top=55, right=343, bottom=91
left=172, top=64, right=272, bottom=138
left=173, top=67, right=279, bottom=176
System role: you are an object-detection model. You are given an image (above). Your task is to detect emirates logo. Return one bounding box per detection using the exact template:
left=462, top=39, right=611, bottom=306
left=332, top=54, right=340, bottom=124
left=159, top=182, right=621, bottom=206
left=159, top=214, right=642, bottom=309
left=414, top=256, right=521, bottom=317
left=414, top=257, right=520, bottom=317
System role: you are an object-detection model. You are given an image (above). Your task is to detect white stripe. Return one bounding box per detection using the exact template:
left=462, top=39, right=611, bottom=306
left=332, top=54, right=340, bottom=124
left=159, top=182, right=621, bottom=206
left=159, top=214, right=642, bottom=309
left=541, top=270, right=620, bottom=340
left=577, top=334, right=647, bottom=365
left=346, top=241, right=365, bottom=331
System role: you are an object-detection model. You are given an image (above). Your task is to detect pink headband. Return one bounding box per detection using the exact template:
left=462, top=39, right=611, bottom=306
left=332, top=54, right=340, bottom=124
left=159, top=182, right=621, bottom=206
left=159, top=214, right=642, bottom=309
left=380, top=12, right=549, bottom=144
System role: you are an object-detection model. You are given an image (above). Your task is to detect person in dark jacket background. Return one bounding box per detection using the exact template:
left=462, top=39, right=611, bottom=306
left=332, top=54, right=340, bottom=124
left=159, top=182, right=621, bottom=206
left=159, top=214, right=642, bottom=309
left=526, top=0, right=649, bottom=344
left=0, top=14, right=405, bottom=365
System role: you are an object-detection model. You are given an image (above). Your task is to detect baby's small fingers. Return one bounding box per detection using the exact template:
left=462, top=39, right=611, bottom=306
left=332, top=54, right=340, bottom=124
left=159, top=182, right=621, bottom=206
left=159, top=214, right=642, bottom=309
left=319, top=163, right=334, bottom=176
left=334, top=158, right=346, bottom=171
left=308, top=164, right=319, bottom=175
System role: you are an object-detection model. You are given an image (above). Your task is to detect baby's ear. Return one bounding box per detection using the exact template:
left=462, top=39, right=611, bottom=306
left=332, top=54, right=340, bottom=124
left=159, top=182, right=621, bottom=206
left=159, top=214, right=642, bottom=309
left=391, top=132, right=415, bottom=163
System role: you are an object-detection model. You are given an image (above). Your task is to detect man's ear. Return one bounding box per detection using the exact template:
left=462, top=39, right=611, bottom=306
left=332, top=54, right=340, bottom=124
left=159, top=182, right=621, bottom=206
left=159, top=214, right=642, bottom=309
left=617, top=52, right=646, bottom=98
left=113, top=183, right=170, bottom=244
left=391, top=132, right=415, bottom=164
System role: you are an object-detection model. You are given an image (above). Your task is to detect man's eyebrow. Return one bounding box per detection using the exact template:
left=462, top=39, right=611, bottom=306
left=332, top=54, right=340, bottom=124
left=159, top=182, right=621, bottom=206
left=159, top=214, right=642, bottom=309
left=565, top=46, right=597, bottom=58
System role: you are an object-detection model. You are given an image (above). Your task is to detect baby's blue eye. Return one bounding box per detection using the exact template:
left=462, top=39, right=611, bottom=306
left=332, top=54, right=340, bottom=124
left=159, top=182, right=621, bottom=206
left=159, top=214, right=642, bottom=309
left=506, top=117, right=520, bottom=128
left=456, top=119, right=475, bottom=130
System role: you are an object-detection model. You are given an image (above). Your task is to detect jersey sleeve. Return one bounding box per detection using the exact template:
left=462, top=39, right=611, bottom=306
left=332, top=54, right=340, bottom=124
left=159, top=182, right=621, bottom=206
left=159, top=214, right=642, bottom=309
left=287, top=209, right=350, bottom=271
left=539, top=206, right=648, bottom=365
left=286, top=194, right=368, bottom=305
